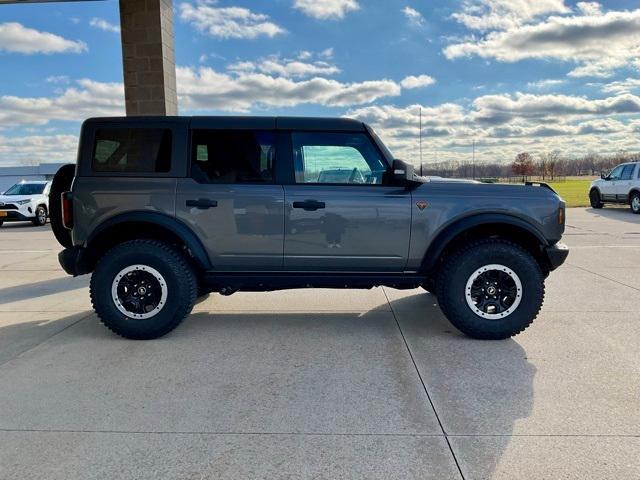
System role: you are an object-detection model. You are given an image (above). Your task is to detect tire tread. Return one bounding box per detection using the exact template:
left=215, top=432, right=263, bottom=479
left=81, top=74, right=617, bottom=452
left=90, top=239, right=197, bottom=339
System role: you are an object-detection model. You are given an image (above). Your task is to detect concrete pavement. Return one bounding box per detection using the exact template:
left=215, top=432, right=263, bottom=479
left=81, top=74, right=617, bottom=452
left=0, top=208, right=638, bottom=479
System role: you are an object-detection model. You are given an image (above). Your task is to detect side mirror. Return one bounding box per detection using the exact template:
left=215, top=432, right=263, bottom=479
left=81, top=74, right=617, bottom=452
left=600, top=172, right=607, bottom=180
left=391, top=159, right=416, bottom=185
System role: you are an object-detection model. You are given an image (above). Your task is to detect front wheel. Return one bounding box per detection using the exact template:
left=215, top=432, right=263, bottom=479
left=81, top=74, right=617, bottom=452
left=630, top=192, right=640, bottom=215
left=90, top=240, right=197, bottom=339
left=590, top=189, right=603, bottom=209
left=32, top=206, right=47, bottom=226
left=436, top=239, right=545, bottom=340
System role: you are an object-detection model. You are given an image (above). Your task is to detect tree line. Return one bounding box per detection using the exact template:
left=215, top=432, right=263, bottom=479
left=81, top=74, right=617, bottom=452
left=420, top=151, right=640, bottom=181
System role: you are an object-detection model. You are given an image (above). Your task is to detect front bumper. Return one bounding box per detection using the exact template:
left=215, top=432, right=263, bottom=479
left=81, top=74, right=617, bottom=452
left=0, top=210, right=34, bottom=221
left=58, top=247, right=91, bottom=276
left=544, top=242, right=569, bottom=271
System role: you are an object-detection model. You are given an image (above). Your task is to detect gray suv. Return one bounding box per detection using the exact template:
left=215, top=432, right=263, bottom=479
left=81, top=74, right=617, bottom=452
left=51, top=116, right=568, bottom=340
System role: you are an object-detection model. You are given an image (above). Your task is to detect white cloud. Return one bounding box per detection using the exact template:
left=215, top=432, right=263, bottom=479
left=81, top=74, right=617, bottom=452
left=89, top=17, right=121, bottom=34
left=401, top=74, right=436, bottom=89
left=576, top=2, right=601, bottom=15
left=403, top=7, right=425, bottom=27
left=228, top=54, right=340, bottom=78
left=0, top=135, right=79, bottom=165
left=177, top=66, right=401, bottom=111
left=0, top=79, right=124, bottom=126
left=601, top=78, right=640, bottom=96
left=179, top=2, right=285, bottom=39
left=293, top=0, right=359, bottom=20
left=46, top=75, right=70, bottom=84
left=347, top=91, right=640, bottom=162
left=0, top=22, right=87, bottom=54
left=451, top=0, right=569, bottom=32
left=527, top=79, right=565, bottom=90
left=445, top=7, right=640, bottom=78
left=319, top=48, right=334, bottom=59
left=470, top=92, right=640, bottom=124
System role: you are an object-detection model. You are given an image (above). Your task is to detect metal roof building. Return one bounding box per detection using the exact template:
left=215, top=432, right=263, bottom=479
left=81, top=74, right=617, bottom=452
left=0, top=163, right=68, bottom=193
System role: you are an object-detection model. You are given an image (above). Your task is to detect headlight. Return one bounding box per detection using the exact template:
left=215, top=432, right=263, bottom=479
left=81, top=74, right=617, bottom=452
left=16, top=199, right=30, bottom=205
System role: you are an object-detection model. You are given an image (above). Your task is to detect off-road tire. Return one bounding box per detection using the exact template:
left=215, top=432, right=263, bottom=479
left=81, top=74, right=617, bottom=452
left=90, top=240, right=197, bottom=340
left=32, top=206, right=47, bottom=226
left=589, top=189, right=603, bottom=209
left=436, top=239, right=545, bottom=340
left=630, top=191, right=640, bottom=215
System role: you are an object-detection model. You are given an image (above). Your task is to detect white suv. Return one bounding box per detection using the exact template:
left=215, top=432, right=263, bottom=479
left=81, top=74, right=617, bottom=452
left=589, top=162, right=640, bottom=214
left=0, top=181, right=51, bottom=227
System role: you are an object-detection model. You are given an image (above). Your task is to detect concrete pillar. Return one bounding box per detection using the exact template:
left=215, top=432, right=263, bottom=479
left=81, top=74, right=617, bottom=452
left=119, top=0, right=178, bottom=116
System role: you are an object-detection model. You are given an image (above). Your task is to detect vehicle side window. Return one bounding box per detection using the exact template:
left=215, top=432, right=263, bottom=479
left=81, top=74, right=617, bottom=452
left=608, top=165, right=624, bottom=180
left=191, top=130, right=275, bottom=184
left=92, top=128, right=172, bottom=173
left=621, top=165, right=635, bottom=181
left=292, top=132, right=387, bottom=185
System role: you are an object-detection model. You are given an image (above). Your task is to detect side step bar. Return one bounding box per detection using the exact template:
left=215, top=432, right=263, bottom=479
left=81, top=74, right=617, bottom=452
left=202, top=272, right=427, bottom=294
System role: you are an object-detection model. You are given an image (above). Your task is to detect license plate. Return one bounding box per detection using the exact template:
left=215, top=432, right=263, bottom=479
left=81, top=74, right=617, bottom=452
left=0, top=211, right=6, bottom=217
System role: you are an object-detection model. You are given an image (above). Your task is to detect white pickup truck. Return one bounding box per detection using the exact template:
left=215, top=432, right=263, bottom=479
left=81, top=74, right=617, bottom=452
left=0, top=180, right=51, bottom=227
left=589, top=162, right=640, bottom=214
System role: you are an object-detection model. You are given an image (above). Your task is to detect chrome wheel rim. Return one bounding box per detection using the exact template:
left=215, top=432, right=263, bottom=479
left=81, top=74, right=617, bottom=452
left=632, top=196, right=640, bottom=212
left=465, top=264, right=523, bottom=320
left=111, top=265, right=168, bottom=319
left=38, top=209, right=46, bottom=223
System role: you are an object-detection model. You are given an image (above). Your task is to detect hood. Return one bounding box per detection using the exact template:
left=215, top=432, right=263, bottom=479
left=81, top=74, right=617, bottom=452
left=0, top=194, right=34, bottom=204
left=416, top=175, right=481, bottom=184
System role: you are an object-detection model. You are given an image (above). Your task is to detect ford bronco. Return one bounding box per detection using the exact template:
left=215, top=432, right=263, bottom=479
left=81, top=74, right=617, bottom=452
left=50, top=116, right=568, bottom=340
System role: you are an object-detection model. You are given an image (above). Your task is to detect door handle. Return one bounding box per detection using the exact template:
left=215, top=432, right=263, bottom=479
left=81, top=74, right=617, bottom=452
left=186, top=198, right=218, bottom=209
left=293, top=200, right=326, bottom=211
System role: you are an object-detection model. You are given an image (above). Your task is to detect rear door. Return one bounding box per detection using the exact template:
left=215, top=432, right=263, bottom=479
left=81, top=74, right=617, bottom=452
left=616, top=164, right=637, bottom=201
left=282, top=131, right=411, bottom=271
left=175, top=120, right=285, bottom=271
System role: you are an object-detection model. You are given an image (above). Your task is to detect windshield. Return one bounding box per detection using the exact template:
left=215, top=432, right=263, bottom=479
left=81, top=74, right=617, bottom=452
left=4, top=183, right=46, bottom=195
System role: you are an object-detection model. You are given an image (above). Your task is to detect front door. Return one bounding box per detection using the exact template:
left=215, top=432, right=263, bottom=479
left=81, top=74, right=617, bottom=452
left=175, top=128, right=284, bottom=271
left=601, top=164, right=624, bottom=201
left=283, top=131, right=411, bottom=271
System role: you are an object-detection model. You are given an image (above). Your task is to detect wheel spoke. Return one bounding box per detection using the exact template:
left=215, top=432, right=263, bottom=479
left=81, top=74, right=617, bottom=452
left=112, top=266, right=168, bottom=319
left=465, top=264, right=523, bottom=320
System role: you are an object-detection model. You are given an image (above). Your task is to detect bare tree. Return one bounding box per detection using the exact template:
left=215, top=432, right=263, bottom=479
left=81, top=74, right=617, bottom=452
left=512, top=152, right=534, bottom=182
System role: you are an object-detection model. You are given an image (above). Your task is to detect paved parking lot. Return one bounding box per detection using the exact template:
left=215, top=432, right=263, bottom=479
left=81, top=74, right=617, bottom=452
left=0, top=207, right=638, bottom=479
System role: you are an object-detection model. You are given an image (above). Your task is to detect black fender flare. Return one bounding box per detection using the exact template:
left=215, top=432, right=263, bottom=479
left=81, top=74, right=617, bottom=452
left=421, top=213, right=548, bottom=273
left=87, top=211, right=212, bottom=270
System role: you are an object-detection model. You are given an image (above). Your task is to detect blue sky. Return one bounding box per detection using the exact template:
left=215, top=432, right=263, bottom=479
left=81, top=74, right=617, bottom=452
left=0, top=0, right=639, bottom=166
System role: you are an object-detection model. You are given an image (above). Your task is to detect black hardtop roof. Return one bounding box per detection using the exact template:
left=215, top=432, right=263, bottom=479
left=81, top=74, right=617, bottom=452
left=84, top=116, right=367, bottom=132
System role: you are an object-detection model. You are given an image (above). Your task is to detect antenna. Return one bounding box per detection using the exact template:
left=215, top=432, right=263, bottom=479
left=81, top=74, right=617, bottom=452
left=419, top=107, right=423, bottom=176
left=472, top=139, right=476, bottom=179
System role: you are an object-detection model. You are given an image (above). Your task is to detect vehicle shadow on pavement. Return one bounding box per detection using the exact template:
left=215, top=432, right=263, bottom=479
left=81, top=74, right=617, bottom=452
left=0, top=276, right=88, bottom=305
left=585, top=206, right=640, bottom=224
left=0, top=292, right=535, bottom=478
left=386, top=292, right=536, bottom=477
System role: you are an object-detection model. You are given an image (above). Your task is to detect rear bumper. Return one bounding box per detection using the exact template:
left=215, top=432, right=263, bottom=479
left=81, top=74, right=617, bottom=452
left=544, top=242, right=569, bottom=271
left=58, top=247, right=91, bottom=276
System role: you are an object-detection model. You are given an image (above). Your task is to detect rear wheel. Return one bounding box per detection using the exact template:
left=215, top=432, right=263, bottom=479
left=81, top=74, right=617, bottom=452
left=90, top=240, right=197, bottom=339
left=32, top=206, right=47, bottom=226
left=590, top=189, right=603, bottom=209
left=630, top=192, right=640, bottom=215
left=436, top=239, right=545, bottom=340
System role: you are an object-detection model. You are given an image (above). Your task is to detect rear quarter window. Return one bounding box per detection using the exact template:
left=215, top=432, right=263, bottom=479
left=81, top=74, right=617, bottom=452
left=92, top=128, right=172, bottom=173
